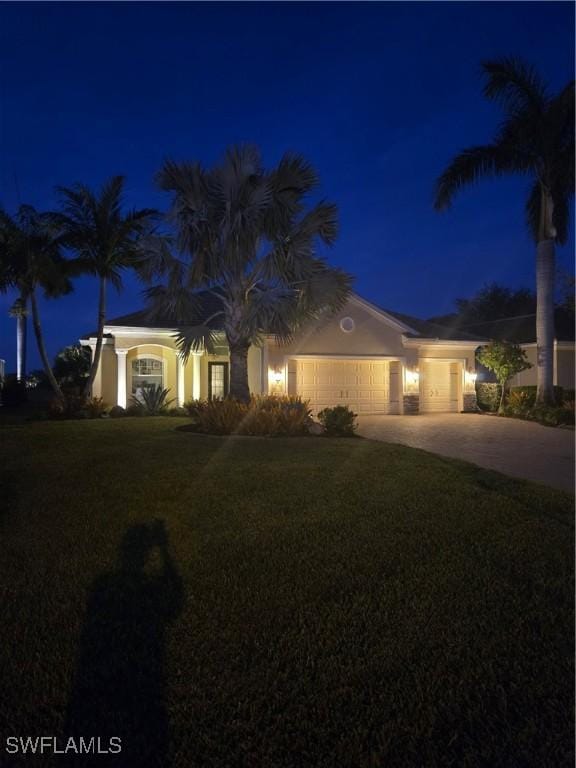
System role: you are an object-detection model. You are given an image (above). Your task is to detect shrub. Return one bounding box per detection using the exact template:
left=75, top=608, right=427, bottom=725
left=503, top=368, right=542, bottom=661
left=317, top=405, right=357, bottom=437
left=82, top=397, right=107, bottom=419
left=559, top=400, right=575, bottom=425
left=1, top=376, right=27, bottom=406
left=506, top=390, right=533, bottom=411
left=48, top=394, right=86, bottom=419
left=184, top=399, right=245, bottom=434
left=509, top=385, right=564, bottom=407
left=167, top=406, right=188, bottom=417
left=184, top=396, right=312, bottom=436
left=502, top=400, right=575, bottom=427
left=126, top=403, right=145, bottom=417
left=475, top=382, right=502, bottom=412
left=242, top=396, right=311, bottom=436
left=130, top=387, right=174, bottom=416
left=109, top=405, right=126, bottom=418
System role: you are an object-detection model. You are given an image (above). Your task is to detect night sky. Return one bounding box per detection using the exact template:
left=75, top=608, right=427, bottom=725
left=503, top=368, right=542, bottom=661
left=0, top=1, right=574, bottom=371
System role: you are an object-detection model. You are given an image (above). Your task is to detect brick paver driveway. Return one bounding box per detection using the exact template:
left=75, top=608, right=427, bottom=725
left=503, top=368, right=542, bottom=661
left=358, top=413, right=575, bottom=492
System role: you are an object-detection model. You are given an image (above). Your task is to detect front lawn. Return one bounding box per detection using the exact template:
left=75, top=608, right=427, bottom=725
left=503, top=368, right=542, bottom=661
left=0, top=418, right=573, bottom=767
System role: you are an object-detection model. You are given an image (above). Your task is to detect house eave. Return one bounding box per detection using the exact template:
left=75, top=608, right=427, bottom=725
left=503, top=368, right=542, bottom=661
left=349, top=294, right=419, bottom=334
left=402, top=337, right=481, bottom=348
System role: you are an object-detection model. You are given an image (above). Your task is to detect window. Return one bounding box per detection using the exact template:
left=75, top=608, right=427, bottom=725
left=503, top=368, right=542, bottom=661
left=208, top=362, right=229, bottom=399
left=132, top=358, right=163, bottom=400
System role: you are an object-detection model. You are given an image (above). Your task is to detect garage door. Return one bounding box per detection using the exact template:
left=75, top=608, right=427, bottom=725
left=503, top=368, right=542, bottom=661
left=419, top=361, right=460, bottom=412
left=288, top=359, right=400, bottom=414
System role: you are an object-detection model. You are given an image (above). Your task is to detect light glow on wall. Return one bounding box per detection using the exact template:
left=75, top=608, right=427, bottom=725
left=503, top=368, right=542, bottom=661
left=464, top=370, right=477, bottom=391
left=268, top=367, right=286, bottom=390
left=405, top=367, right=420, bottom=393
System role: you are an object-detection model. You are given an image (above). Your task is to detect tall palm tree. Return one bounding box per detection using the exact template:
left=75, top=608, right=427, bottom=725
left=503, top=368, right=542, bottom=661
left=146, top=145, right=352, bottom=402
left=54, top=177, right=159, bottom=398
left=0, top=206, right=72, bottom=400
left=434, top=58, right=574, bottom=404
left=8, top=295, right=27, bottom=382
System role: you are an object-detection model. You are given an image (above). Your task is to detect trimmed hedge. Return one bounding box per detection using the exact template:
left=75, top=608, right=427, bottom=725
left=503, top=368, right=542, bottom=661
left=475, top=382, right=502, bottom=412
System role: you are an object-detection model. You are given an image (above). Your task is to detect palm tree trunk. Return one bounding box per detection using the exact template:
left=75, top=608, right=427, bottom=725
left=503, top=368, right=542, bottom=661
left=228, top=342, right=251, bottom=402
left=30, top=288, right=64, bottom=401
left=15, top=300, right=27, bottom=382
left=83, top=277, right=107, bottom=399
left=536, top=190, right=556, bottom=406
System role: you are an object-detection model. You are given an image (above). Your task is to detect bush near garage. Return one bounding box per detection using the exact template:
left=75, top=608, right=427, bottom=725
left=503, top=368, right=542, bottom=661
left=317, top=405, right=358, bottom=436
left=475, top=382, right=502, bottom=412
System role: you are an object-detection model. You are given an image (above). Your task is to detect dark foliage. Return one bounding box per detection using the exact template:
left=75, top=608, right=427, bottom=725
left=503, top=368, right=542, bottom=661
left=317, top=405, right=358, bottom=436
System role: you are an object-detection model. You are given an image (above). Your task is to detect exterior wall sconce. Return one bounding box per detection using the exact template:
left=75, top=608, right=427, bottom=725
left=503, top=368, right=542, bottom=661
left=464, top=369, right=477, bottom=391
left=405, top=369, right=419, bottom=386
left=405, top=367, right=420, bottom=393
left=269, top=367, right=285, bottom=390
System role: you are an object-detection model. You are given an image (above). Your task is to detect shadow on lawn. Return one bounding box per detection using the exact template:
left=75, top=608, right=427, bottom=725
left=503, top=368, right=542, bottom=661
left=65, top=520, right=184, bottom=766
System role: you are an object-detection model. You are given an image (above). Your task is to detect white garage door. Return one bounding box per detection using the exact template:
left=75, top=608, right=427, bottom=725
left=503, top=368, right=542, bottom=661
left=288, top=359, right=400, bottom=414
left=420, top=361, right=460, bottom=413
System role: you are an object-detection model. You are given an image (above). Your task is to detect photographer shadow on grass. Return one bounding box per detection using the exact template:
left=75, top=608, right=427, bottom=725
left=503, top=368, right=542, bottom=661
left=65, top=520, right=184, bottom=767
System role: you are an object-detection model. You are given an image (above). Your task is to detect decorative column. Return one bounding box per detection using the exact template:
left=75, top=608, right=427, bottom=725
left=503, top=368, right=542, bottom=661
left=192, top=353, right=202, bottom=401
left=176, top=352, right=185, bottom=407
left=115, top=349, right=128, bottom=408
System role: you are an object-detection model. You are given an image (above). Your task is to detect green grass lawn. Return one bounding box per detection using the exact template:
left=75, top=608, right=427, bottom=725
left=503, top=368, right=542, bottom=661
left=0, top=418, right=573, bottom=767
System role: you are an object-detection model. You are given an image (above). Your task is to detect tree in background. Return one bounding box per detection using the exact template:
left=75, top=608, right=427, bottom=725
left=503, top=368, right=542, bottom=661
left=476, top=341, right=532, bottom=413
left=53, top=176, right=159, bottom=399
left=146, top=145, right=352, bottom=401
left=8, top=296, right=28, bottom=382
left=435, top=58, right=574, bottom=405
left=454, top=282, right=536, bottom=324
left=53, top=344, right=91, bottom=389
left=0, top=206, right=72, bottom=401
left=429, top=282, right=537, bottom=326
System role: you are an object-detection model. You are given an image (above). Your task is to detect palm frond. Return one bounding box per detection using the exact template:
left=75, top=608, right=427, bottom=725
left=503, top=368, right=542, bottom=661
left=173, top=325, right=218, bottom=359
left=481, top=57, right=548, bottom=115
left=434, top=144, right=526, bottom=210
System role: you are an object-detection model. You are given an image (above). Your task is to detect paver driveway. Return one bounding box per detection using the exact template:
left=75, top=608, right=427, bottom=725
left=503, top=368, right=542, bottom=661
left=358, top=413, right=575, bottom=492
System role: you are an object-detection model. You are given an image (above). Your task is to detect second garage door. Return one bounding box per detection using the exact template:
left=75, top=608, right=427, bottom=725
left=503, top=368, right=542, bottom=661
left=288, top=359, right=400, bottom=414
left=419, top=361, right=461, bottom=412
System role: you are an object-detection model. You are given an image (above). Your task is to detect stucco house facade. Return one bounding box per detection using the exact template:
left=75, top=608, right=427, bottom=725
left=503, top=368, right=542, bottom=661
left=80, top=293, right=574, bottom=415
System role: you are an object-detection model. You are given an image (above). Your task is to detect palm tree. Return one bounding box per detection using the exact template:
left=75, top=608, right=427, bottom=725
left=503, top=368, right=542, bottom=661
left=0, top=206, right=72, bottom=400
left=146, top=145, right=352, bottom=402
left=8, top=296, right=27, bottom=382
left=54, top=177, right=159, bottom=398
left=434, top=58, right=574, bottom=404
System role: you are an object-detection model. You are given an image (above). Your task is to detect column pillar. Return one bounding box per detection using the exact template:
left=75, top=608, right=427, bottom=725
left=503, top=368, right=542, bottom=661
left=176, top=352, right=185, bottom=407
left=192, top=353, right=202, bottom=400
left=115, top=349, right=128, bottom=408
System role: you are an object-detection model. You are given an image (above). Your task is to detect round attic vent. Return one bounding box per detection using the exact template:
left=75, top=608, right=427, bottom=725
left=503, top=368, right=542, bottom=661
left=340, top=316, right=355, bottom=333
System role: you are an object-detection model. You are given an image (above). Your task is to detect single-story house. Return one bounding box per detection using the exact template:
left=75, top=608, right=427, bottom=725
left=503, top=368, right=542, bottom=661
left=80, top=293, right=575, bottom=414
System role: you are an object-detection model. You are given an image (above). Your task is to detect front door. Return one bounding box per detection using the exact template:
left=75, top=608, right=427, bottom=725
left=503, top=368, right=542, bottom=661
left=208, top=362, right=229, bottom=400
